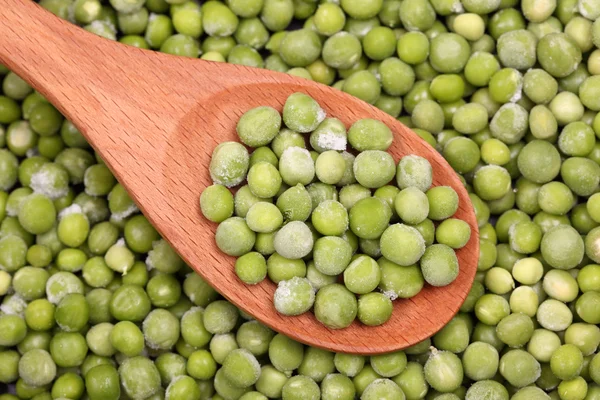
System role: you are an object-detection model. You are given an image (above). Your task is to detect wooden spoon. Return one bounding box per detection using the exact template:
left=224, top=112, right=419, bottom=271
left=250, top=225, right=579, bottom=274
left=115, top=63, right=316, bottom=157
left=0, top=0, right=479, bottom=354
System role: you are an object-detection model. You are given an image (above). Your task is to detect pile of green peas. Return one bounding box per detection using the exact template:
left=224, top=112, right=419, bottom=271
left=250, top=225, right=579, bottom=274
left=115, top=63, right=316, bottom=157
left=0, top=0, right=599, bottom=398
left=201, top=92, right=470, bottom=329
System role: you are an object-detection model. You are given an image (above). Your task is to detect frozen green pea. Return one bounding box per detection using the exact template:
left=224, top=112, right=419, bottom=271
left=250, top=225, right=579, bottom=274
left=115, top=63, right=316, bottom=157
left=497, top=29, right=537, bottom=70
left=200, top=184, right=234, bottom=223
left=118, top=356, right=161, bottom=400
left=85, top=364, right=120, bottom=400
left=537, top=33, right=582, bottom=78
left=473, top=165, right=511, bottom=201
left=549, top=91, right=584, bottom=126
left=398, top=0, right=435, bottom=31
left=209, top=142, right=249, bottom=188
left=236, top=106, right=281, bottom=147
left=357, top=292, right=393, bottom=326
left=268, top=333, right=303, bottom=373
left=274, top=277, right=315, bottom=316
left=578, top=76, right=600, bottom=112
left=343, top=255, right=380, bottom=294
left=586, top=227, right=600, bottom=264
left=342, top=70, right=381, bottom=105
left=29, top=162, right=70, bottom=201
left=474, top=293, right=510, bottom=325
left=464, top=52, right=499, bottom=88
left=309, top=118, right=347, bottom=153
left=339, top=184, right=371, bottom=210
left=349, top=197, right=392, bottom=239
left=340, top=0, right=383, bottom=19
left=426, top=186, right=459, bottom=220
left=314, top=284, right=357, bottom=329
left=215, top=217, right=256, bottom=257
left=465, top=380, right=508, bottom=400
left=527, top=329, right=561, bottom=363
left=253, top=365, right=286, bottom=399
left=280, top=29, right=322, bottom=67
left=565, top=323, right=600, bottom=356
left=420, top=244, right=459, bottom=287
left=273, top=221, right=313, bottom=259
left=436, top=94, right=466, bottom=125
left=18, top=193, right=56, bottom=235
left=379, top=57, right=415, bottom=97
left=490, top=103, right=529, bottom=144
left=541, top=225, right=584, bottom=270
left=222, top=348, right=261, bottom=388
left=246, top=202, right=283, bottom=233
left=86, top=322, right=116, bottom=357
left=489, top=68, right=523, bottom=104
left=529, top=105, right=558, bottom=140
left=394, top=187, right=429, bottom=225
left=347, top=119, right=392, bottom=152
left=537, top=298, right=573, bottom=331
left=551, top=344, right=583, bottom=381
left=276, top=184, right=312, bottom=222
left=561, top=157, right=600, bottom=197
left=443, top=137, right=481, bottom=174
left=235, top=252, right=267, bottom=285
left=306, top=261, right=337, bottom=290
left=424, top=350, right=463, bottom=393
left=498, top=349, right=541, bottom=388
left=396, top=155, right=432, bottom=192
left=578, top=264, right=600, bottom=293
left=247, top=161, right=282, bottom=198
left=311, top=200, right=348, bottom=236
left=234, top=185, right=267, bottom=218
left=512, top=257, right=543, bottom=285
left=234, top=17, right=269, bottom=50
left=143, top=309, right=180, bottom=350
left=452, top=103, right=488, bottom=135
left=103, top=239, right=134, bottom=274
left=412, top=100, right=444, bottom=134
left=353, top=150, right=395, bottom=189
left=558, top=121, right=596, bottom=156
left=378, top=257, right=424, bottom=299
left=201, top=1, right=238, bottom=37
left=380, top=224, right=425, bottom=267
left=517, top=140, right=561, bottom=183
left=278, top=147, right=315, bottom=186
left=361, top=379, right=404, bottom=400
left=250, top=147, right=278, bottom=168
left=462, top=341, right=499, bottom=381
left=18, top=349, right=56, bottom=387
left=429, top=33, right=470, bottom=73
left=436, top=218, right=471, bottom=249
left=45, top=271, right=84, bottom=305
left=315, top=151, right=346, bottom=185
left=313, top=3, right=345, bottom=36
left=537, top=181, right=574, bottom=216
left=333, top=353, right=365, bottom=378
left=322, top=32, right=363, bottom=70
left=283, top=93, right=325, bottom=133
left=523, top=69, right=558, bottom=105
left=313, top=236, right=353, bottom=275
left=281, top=375, right=320, bottom=400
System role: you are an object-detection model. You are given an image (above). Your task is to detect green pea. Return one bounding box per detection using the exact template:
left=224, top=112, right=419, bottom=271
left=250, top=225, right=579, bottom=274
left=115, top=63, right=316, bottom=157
left=424, top=350, right=463, bottom=393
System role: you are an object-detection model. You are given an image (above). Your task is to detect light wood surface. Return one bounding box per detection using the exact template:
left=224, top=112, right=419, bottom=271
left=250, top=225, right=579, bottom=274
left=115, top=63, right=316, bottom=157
left=0, top=0, right=479, bottom=354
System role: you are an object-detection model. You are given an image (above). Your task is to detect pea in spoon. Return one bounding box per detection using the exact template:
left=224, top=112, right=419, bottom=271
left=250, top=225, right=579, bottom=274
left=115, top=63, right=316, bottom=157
left=0, top=0, right=478, bottom=355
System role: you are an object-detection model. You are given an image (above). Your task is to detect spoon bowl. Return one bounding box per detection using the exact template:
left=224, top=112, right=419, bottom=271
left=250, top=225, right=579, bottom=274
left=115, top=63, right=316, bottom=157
left=0, top=0, right=478, bottom=354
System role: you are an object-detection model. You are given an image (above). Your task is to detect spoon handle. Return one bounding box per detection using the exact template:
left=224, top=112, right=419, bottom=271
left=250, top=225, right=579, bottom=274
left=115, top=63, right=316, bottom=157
left=0, top=0, right=198, bottom=161
left=0, top=0, right=124, bottom=123
left=0, top=0, right=251, bottom=143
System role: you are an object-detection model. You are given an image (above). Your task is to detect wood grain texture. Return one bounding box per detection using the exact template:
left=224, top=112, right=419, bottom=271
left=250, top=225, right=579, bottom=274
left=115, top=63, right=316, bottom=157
left=0, top=0, right=479, bottom=354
